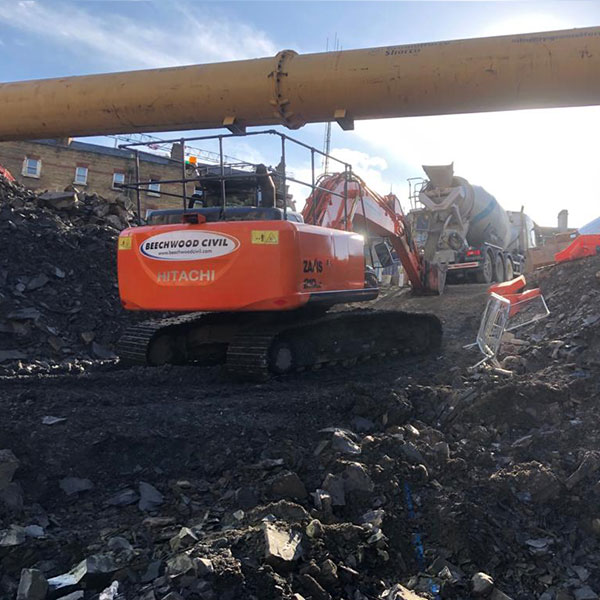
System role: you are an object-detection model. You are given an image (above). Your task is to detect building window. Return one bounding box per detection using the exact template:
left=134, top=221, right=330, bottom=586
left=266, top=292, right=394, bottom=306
left=74, top=166, right=88, bottom=185
left=147, top=179, right=161, bottom=197
left=112, top=172, right=126, bottom=190
left=22, top=157, right=41, bottom=178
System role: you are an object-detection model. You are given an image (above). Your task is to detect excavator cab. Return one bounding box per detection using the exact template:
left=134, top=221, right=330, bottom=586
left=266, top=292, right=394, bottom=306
left=146, top=206, right=304, bottom=226
left=146, top=160, right=304, bottom=224
left=374, top=241, right=395, bottom=268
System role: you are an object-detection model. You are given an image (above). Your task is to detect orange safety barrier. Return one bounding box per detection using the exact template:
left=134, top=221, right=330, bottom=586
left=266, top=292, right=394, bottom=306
left=504, top=289, right=543, bottom=317
left=555, top=234, right=600, bottom=263
left=488, top=275, right=526, bottom=296
left=487, top=276, right=542, bottom=317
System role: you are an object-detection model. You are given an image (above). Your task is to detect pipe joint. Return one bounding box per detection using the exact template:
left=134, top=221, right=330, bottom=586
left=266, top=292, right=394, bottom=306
left=268, top=49, right=304, bottom=129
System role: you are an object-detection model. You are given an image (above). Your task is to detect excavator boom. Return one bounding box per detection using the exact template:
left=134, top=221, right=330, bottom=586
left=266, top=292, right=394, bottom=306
left=1, top=27, right=600, bottom=140
left=302, top=172, right=443, bottom=294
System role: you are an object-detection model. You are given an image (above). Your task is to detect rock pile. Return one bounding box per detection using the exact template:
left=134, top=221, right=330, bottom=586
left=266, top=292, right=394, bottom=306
left=0, top=174, right=141, bottom=371
left=532, top=254, right=600, bottom=367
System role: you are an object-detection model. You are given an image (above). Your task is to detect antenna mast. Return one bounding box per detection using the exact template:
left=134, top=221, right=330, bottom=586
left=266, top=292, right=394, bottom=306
left=322, top=34, right=340, bottom=175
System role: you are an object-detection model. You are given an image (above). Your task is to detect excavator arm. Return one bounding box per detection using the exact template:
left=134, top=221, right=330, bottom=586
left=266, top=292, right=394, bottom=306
left=302, top=173, right=443, bottom=294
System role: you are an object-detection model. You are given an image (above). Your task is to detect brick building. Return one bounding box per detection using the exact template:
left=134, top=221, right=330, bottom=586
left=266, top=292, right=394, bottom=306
left=0, top=138, right=194, bottom=215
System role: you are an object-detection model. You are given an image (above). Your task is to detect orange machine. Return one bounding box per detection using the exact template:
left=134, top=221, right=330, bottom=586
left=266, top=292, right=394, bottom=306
left=118, top=219, right=369, bottom=313
left=116, top=131, right=442, bottom=376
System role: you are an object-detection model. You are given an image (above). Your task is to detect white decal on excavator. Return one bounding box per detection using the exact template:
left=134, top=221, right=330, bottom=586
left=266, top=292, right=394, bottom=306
left=157, top=270, right=216, bottom=283
left=141, top=231, right=239, bottom=261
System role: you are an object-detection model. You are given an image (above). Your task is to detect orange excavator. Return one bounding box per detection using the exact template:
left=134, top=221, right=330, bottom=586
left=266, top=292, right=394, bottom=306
left=1, top=27, right=599, bottom=375
left=116, top=130, right=442, bottom=376
left=0, top=164, right=15, bottom=183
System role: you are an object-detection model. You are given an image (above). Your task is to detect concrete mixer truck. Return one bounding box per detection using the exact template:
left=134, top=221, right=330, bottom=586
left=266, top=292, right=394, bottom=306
left=408, top=165, right=536, bottom=284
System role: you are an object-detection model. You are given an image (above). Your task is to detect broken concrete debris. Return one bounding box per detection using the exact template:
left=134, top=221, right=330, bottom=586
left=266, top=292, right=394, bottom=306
left=269, top=470, right=307, bottom=500
left=331, top=429, right=362, bottom=455
left=48, top=553, right=120, bottom=593
left=472, top=571, right=495, bottom=596
left=106, top=487, right=139, bottom=506
left=264, top=522, right=303, bottom=566
left=99, top=581, right=120, bottom=600
left=24, top=524, right=45, bottom=538
left=138, top=481, right=164, bottom=512
left=59, top=476, right=94, bottom=496
left=0, top=524, right=26, bottom=546
left=16, top=568, right=48, bottom=600
left=169, top=526, right=198, bottom=552
left=0, top=448, right=19, bottom=489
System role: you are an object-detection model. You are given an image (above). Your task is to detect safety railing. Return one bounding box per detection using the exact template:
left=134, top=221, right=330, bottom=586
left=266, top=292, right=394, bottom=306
left=117, top=130, right=354, bottom=225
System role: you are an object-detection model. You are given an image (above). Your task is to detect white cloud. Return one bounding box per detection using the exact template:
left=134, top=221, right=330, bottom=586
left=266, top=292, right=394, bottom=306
left=0, top=1, right=277, bottom=70
left=286, top=147, right=391, bottom=213
left=328, top=147, right=391, bottom=196
left=479, top=13, right=572, bottom=37
left=351, top=106, right=600, bottom=228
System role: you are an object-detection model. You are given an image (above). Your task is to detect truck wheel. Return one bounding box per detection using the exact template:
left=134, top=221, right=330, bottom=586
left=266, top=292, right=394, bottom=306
left=505, top=258, right=514, bottom=281
left=365, top=271, right=379, bottom=290
left=476, top=250, right=493, bottom=284
left=493, top=254, right=505, bottom=282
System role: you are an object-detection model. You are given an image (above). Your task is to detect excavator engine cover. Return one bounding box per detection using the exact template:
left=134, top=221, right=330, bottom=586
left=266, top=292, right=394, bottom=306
left=118, top=219, right=369, bottom=312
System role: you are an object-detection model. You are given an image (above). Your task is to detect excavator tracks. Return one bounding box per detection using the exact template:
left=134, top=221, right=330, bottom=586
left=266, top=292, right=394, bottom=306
left=226, top=310, right=442, bottom=380
left=117, top=309, right=442, bottom=379
left=117, top=313, right=207, bottom=366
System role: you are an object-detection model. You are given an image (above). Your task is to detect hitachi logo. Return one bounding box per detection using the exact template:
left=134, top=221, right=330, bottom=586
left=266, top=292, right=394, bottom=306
left=157, top=270, right=215, bottom=283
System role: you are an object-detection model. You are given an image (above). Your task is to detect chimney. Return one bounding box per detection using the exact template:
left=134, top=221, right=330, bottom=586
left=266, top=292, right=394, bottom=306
left=558, top=209, right=568, bottom=232
left=170, top=142, right=184, bottom=162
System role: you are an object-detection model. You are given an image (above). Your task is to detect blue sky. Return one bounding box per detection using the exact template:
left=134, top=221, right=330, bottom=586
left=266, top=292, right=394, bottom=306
left=1, top=0, right=599, bottom=226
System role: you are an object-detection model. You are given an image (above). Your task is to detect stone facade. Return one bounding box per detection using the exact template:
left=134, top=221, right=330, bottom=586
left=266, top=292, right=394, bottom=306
left=0, top=139, right=195, bottom=215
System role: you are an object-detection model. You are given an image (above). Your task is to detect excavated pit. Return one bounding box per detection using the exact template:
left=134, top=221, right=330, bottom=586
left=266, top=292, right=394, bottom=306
left=2, top=175, right=600, bottom=600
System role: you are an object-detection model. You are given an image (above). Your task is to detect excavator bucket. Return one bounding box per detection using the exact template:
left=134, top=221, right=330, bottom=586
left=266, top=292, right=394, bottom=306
left=413, top=259, right=446, bottom=296
left=428, top=262, right=447, bottom=295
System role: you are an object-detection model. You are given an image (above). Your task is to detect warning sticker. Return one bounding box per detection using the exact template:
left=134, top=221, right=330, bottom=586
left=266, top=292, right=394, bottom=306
left=118, top=237, right=132, bottom=250
left=252, top=230, right=279, bottom=245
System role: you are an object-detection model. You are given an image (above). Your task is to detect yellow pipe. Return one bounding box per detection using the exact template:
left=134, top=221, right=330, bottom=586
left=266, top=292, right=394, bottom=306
left=1, top=27, right=599, bottom=141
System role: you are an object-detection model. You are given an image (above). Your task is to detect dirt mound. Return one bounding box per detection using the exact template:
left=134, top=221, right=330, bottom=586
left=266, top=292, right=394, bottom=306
left=531, top=254, right=600, bottom=366
left=0, top=174, right=143, bottom=371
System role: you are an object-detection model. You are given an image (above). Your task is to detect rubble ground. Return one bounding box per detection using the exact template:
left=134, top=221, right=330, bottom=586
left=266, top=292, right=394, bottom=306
left=2, top=176, right=600, bottom=600
left=0, top=176, right=147, bottom=371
